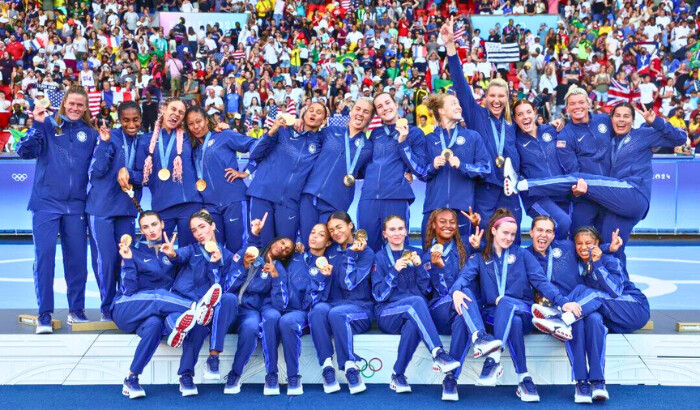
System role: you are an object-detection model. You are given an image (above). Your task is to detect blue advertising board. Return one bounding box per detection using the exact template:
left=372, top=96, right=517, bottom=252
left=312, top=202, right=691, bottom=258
left=1, top=159, right=699, bottom=234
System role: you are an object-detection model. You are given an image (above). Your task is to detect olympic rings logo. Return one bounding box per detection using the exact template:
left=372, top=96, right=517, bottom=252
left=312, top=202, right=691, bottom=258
left=11, top=173, right=28, bottom=182
left=358, top=357, right=383, bottom=378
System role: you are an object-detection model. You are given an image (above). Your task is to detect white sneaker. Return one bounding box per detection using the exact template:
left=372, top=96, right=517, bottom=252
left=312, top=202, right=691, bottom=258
left=196, top=284, right=222, bottom=326
left=35, top=313, right=53, bottom=334
left=503, top=157, right=519, bottom=196
left=531, top=303, right=561, bottom=319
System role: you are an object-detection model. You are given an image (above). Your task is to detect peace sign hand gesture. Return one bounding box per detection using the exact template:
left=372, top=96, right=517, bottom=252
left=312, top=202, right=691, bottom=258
left=469, top=226, right=484, bottom=250
left=637, top=103, right=657, bottom=125
left=609, top=228, right=624, bottom=253
left=160, top=232, right=178, bottom=258
left=99, top=119, right=111, bottom=142
left=461, top=207, right=481, bottom=227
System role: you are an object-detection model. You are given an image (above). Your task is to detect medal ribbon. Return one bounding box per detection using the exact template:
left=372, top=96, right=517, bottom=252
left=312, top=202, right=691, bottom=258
left=122, top=131, right=136, bottom=170
left=610, top=134, right=627, bottom=167
left=439, top=126, right=459, bottom=151
left=345, top=130, right=364, bottom=177
left=546, top=248, right=553, bottom=281
left=385, top=244, right=403, bottom=266
left=431, top=238, right=454, bottom=258
left=490, top=119, right=506, bottom=158
left=493, top=248, right=510, bottom=297
left=158, top=129, right=176, bottom=171
left=195, top=132, right=212, bottom=181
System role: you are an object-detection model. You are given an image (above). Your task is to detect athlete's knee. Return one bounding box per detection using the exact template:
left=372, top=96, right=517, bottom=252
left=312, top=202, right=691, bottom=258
left=584, top=312, right=605, bottom=330
left=220, top=293, right=238, bottom=308
left=308, top=303, right=330, bottom=321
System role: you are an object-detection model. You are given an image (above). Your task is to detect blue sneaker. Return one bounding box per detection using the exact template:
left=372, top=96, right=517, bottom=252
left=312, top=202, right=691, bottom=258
left=67, top=310, right=89, bottom=324
left=223, top=371, right=241, bottom=395
left=101, top=312, right=113, bottom=322
left=473, top=332, right=503, bottom=359
left=476, top=357, right=503, bottom=386
left=442, top=373, right=458, bottom=401
left=516, top=377, right=540, bottom=402
left=287, top=374, right=303, bottom=396
left=36, top=313, right=53, bottom=334
left=591, top=380, right=609, bottom=401
left=122, top=374, right=146, bottom=399
left=432, top=348, right=460, bottom=373
left=179, top=373, right=198, bottom=397
left=575, top=380, right=593, bottom=404
left=204, top=355, right=220, bottom=380
left=264, top=372, right=280, bottom=395
left=345, top=367, right=366, bottom=394
left=322, top=366, right=340, bottom=393
left=390, top=373, right=411, bottom=393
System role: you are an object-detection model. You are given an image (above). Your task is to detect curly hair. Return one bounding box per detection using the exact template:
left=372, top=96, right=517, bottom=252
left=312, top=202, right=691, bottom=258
left=423, top=208, right=467, bottom=269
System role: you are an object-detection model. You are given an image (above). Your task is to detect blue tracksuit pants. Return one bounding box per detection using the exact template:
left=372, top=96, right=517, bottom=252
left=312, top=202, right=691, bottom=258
left=207, top=200, right=249, bottom=252
left=299, top=195, right=340, bottom=247
left=229, top=306, right=282, bottom=376
left=474, top=182, right=523, bottom=245
left=308, top=302, right=373, bottom=369
left=376, top=296, right=443, bottom=374
left=565, top=311, right=607, bottom=382
left=32, top=211, right=88, bottom=315
left=430, top=290, right=486, bottom=377
left=249, top=197, right=299, bottom=247
left=89, top=215, right=135, bottom=314
left=483, top=296, right=533, bottom=374
left=568, top=284, right=650, bottom=334
left=526, top=198, right=572, bottom=240
left=358, top=199, right=410, bottom=252
left=279, top=310, right=309, bottom=377
left=159, top=202, right=203, bottom=247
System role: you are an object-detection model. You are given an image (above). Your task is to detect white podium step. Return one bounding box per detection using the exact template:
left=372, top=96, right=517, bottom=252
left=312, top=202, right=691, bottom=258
left=2, top=332, right=700, bottom=386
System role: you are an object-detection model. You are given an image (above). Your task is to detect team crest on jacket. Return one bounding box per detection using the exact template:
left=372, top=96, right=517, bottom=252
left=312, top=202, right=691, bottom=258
left=542, top=133, right=552, bottom=142
left=623, top=136, right=631, bottom=144
left=508, top=254, right=516, bottom=264
left=597, top=124, right=607, bottom=134
left=310, top=267, right=319, bottom=276
left=77, top=131, right=87, bottom=142
left=308, top=144, right=317, bottom=154
left=162, top=256, right=172, bottom=265
left=233, top=253, right=241, bottom=262
left=208, top=139, right=215, bottom=147
left=355, top=139, right=361, bottom=147
left=456, top=136, right=466, bottom=145
left=552, top=248, right=562, bottom=258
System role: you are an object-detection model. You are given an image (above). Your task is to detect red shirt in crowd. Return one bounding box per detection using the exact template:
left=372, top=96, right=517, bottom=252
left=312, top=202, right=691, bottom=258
left=6, top=41, right=25, bottom=61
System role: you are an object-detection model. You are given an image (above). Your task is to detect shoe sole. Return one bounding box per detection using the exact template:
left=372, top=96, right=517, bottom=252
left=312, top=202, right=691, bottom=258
left=553, top=328, right=573, bottom=341
left=592, top=391, right=609, bottom=401
left=442, top=392, right=459, bottom=401
left=532, top=305, right=558, bottom=319
left=287, top=387, right=304, bottom=396
left=516, top=388, right=540, bottom=402
left=476, top=365, right=503, bottom=387
left=575, top=395, right=593, bottom=404
left=389, top=382, right=412, bottom=393
left=180, top=387, right=198, bottom=397
left=122, top=385, right=146, bottom=399
left=473, top=341, right=503, bottom=359
left=224, top=385, right=241, bottom=394
left=35, top=325, right=53, bottom=334
left=323, top=383, right=341, bottom=393
left=264, top=386, right=280, bottom=396
left=168, top=311, right=197, bottom=347
left=348, top=384, right=367, bottom=394
left=197, top=285, right=222, bottom=325
left=67, top=316, right=90, bottom=325
left=433, top=361, right=460, bottom=373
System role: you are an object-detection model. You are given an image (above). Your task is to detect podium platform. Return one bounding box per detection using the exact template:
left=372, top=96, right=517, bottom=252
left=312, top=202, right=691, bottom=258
left=2, top=309, right=699, bottom=387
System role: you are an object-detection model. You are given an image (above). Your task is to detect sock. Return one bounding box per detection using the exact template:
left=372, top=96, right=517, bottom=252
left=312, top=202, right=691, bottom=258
left=322, top=357, right=333, bottom=369
left=431, top=347, right=441, bottom=358
left=519, top=372, right=530, bottom=382
left=344, top=361, right=356, bottom=372
left=488, top=348, right=502, bottom=363
left=471, top=330, right=481, bottom=344
left=516, top=179, right=529, bottom=191
left=561, top=311, right=577, bottom=325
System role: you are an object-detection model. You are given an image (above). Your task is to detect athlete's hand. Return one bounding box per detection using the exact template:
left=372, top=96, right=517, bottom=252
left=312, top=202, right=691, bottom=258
left=118, top=242, right=132, bottom=259
left=440, top=16, right=455, bottom=45
left=433, top=155, right=446, bottom=169
left=410, top=252, right=422, bottom=267
left=394, top=257, right=409, bottom=272
left=562, top=302, right=582, bottom=318
left=99, top=120, right=111, bottom=142
left=269, top=116, right=287, bottom=136
left=224, top=168, right=249, bottom=182
left=209, top=247, right=222, bottom=263
left=250, top=212, right=268, bottom=237
left=404, top=172, right=414, bottom=183
left=550, top=118, right=565, bottom=132
left=320, top=264, right=333, bottom=276
left=469, top=226, right=484, bottom=250
left=609, top=228, right=623, bottom=253
left=160, top=232, right=178, bottom=258
left=430, top=251, right=445, bottom=268
left=32, top=104, right=48, bottom=124
left=117, top=167, right=131, bottom=189
left=214, top=121, right=230, bottom=132
left=295, top=242, right=305, bottom=253
left=449, top=155, right=461, bottom=169
left=243, top=251, right=257, bottom=268
left=571, top=178, right=588, bottom=197
left=461, top=207, right=481, bottom=227
left=263, top=260, right=279, bottom=278
left=396, top=121, right=409, bottom=143
left=452, top=290, right=472, bottom=315
left=349, top=236, right=367, bottom=252
left=591, top=246, right=602, bottom=262
left=637, top=103, right=657, bottom=125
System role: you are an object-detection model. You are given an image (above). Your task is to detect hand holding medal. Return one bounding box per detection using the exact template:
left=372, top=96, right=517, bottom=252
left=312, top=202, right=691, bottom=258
left=243, top=246, right=259, bottom=268
left=204, top=241, right=222, bottom=263
left=33, top=99, right=50, bottom=123
left=396, top=118, right=409, bottom=143
left=350, top=229, right=368, bottom=252
left=316, top=256, right=333, bottom=276
left=118, top=234, right=133, bottom=259
left=430, top=243, right=445, bottom=268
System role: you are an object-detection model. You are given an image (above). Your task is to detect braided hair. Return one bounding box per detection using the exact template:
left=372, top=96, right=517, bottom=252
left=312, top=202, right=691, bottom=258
left=142, top=97, right=186, bottom=184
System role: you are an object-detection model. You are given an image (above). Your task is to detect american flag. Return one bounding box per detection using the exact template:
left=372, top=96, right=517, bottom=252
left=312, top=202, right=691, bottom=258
left=367, top=115, right=382, bottom=131
left=264, top=104, right=278, bottom=129
left=45, top=86, right=65, bottom=110
left=232, top=50, right=246, bottom=60
left=88, top=89, right=102, bottom=117
left=606, top=79, right=641, bottom=107
left=341, top=0, right=352, bottom=10
left=328, top=115, right=350, bottom=127
left=286, top=99, right=297, bottom=117
left=454, top=22, right=467, bottom=46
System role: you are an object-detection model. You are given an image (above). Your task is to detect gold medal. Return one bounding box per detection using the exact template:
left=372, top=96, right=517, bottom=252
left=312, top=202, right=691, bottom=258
left=396, top=118, right=408, bottom=128
left=495, top=156, right=505, bottom=168
left=282, top=113, right=296, bottom=126
left=431, top=243, right=444, bottom=254
left=38, top=98, right=51, bottom=109
left=401, top=250, right=413, bottom=260
left=158, top=168, right=171, bottom=181
left=196, top=179, right=207, bottom=192
left=441, top=148, right=453, bottom=159
left=245, top=246, right=260, bottom=258
left=120, top=234, right=132, bottom=247
left=204, top=241, right=218, bottom=253
left=354, top=229, right=367, bottom=241
left=315, top=256, right=329, bottom=269
left=343, top=174, right=356, bottom=187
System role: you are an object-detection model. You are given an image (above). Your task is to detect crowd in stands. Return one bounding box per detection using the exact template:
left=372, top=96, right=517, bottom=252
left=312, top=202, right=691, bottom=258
left=0, top=0, right=698, bottom=152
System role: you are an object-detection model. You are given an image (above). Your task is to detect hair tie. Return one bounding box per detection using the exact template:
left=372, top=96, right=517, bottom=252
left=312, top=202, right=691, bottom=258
left=493, top=217, right=516, bottom=228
